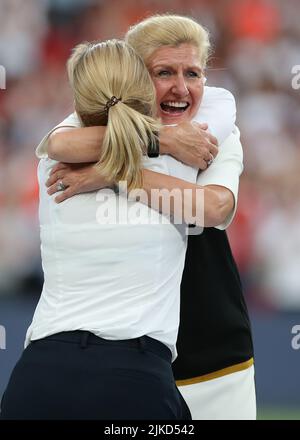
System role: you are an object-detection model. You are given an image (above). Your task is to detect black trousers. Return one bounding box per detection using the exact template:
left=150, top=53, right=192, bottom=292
left=0, top=331, right=191, bottom=420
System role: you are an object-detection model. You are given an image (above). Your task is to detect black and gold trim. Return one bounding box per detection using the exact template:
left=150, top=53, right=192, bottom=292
left=176, top=358, right=254, bottom=386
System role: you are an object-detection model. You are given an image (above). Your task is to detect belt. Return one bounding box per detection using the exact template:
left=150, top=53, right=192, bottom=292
left=41, top=331, right=172, bottom=363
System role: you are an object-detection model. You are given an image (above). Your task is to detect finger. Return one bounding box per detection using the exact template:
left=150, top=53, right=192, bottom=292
left=197, top=122, right=208, bottom=130
left=209, top=144, right=219, bottom=158
left=207, top=153, right=214, bottom=166
left=197, top=148, right=211, bottom=162
left=49, top=162, right=68, bottom=176
left=197, top=159, right=208, bottom=171
left=46, top=170, right=66, bottom=187
left=47, top=177, right=70, bottom=195
left=47, top=182, right=62, bottom=196
left=206, top=132, right=218, bottom=147
left=54, top=187, right=75, bottom=203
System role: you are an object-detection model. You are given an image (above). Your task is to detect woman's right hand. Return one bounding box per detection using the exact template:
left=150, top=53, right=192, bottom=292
left=46, top=162, right=111, bottom=203
left=159, top=121, right=218, bottom=170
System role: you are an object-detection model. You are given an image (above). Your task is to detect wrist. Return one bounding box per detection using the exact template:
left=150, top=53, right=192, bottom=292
left=158, top=126, right=173, bottom=155
left=92, top=165, right=111, bottom=190
left=147, top=134, right=160, bottom=158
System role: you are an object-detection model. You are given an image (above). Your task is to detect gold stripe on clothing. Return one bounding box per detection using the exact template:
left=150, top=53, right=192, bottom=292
left=176, top=357, right=254, bottom=386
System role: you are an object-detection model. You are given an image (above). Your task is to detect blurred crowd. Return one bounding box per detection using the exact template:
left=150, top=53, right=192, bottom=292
left=0, top=0, right=300, bottom=310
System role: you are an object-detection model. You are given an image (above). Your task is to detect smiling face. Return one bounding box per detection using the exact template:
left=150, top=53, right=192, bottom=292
left=148, top=44, right=204, bottom=125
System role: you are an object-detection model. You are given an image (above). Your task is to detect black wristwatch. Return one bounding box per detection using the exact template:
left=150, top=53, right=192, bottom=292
left=147, top=135, right=160, bottom=158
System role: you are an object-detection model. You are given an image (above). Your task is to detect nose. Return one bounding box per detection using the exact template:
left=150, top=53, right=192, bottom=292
left=171, top=74, right=189, bottom=97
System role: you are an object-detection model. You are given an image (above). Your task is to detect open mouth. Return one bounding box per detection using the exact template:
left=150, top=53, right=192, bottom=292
left=160, top=101, right=190, bottom=114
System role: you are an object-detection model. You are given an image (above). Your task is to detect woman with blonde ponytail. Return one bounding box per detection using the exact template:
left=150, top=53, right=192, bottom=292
left=38, top=15, right=254, bottom=420
left=0, top=39, right=193, bottom=420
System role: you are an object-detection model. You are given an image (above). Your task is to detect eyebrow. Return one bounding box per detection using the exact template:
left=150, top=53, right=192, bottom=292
left=152, top=64, right=202, bottom=71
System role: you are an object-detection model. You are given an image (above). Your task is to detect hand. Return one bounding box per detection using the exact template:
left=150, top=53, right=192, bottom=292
left=159, top=121, right=218, bottom=170
left=46, top=162, right=110, bottom=203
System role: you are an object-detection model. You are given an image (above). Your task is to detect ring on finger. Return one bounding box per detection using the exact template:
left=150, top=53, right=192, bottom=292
left=56, top=180, right=67, bottom=191
left=207, top=154, right=214, bottom=166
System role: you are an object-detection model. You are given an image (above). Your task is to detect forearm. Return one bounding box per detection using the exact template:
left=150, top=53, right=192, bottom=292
left=48, top=126, right=106, bottom=163
left=141, top=169, right=234, bottom=227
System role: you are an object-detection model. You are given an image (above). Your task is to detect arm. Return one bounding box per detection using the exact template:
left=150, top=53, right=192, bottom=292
left=137, top=127, right=241, bottom=228
left=48, top=126, right=106, bottom=163
left=196, top=127, right=243, bottom=229
left=47, top=122, right=218, bottom=168
left=36, top=113, right=80, bottom=159
left=46, top=161, right=233, bottom=227
left=35, top=112, right=104, bottom=163
left=46, top=86, right=235, bottom=165
left=46, top=128, right=242, bottom=228
left=141, top=169, right=234, bottom=227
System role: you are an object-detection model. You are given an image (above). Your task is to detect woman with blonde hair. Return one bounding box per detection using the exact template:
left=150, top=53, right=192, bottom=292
left=1, top=38, right=196, bottom=420
left=1, top=28, right=239, bottom=418
left=33, top=14, right=255, bottom=420
left=67, top=39, right=160, bottom=191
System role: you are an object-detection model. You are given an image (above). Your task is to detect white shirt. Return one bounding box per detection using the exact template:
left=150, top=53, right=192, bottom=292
left=26, top=86, right=243, bottom=360
left=25, top=155, right=197, bottom=361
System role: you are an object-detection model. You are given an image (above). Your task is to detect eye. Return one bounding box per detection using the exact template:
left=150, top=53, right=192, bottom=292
left=186, top=71, right=202, bottom=78
left=157, top=70, right=171, bottom=77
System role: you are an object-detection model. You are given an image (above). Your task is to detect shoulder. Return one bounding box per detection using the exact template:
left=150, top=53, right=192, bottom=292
left=202, top=86, right=236, bottom=103
left=220, top=126, right=242, bottom=153
left=35, top=112, right=81, bottom=159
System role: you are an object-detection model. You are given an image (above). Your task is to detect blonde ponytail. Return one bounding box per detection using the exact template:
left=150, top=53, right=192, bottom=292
left=102, top=102, right=158, bottom=189
left=67, top=39, right=160, bottom=190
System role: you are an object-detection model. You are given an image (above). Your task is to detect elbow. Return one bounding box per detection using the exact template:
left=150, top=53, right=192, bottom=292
left=203, top=189, right=234, bottom=228
left=204, top=206, right=230, bottom=228
left=47, top=132, right=61, bottom=160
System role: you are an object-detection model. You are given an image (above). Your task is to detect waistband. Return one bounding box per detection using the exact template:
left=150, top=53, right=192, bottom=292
left=40, top=331, right=172, bottom=363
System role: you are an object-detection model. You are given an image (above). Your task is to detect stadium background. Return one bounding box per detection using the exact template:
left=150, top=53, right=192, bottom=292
left=0, top=0, right=299, bottom=420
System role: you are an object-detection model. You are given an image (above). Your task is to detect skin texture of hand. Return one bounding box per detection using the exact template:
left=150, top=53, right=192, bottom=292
left=46, top=162, right=110, bottom=203
left=159, top=121, right=218, bottom=170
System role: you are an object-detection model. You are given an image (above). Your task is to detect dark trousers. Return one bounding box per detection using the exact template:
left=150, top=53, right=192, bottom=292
left=0, top=331, right=191, bottom=420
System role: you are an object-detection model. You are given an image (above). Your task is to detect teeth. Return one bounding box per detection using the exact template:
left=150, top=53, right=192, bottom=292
left=163, top=101, right=188, bottom=108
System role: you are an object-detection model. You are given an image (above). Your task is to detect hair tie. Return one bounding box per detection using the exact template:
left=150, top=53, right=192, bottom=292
left=104, top=96, right=121, bottom=112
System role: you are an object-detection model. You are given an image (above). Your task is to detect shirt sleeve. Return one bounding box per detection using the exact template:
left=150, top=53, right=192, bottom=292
left=193, top=86, right=236, bottom=145
left=196, top=126, right=243, bottom=230
left=35, top=113, right=81, bottom=159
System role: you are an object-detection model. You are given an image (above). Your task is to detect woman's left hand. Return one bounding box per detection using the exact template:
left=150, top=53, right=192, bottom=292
left=46, top=162, right=110, bottom=203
